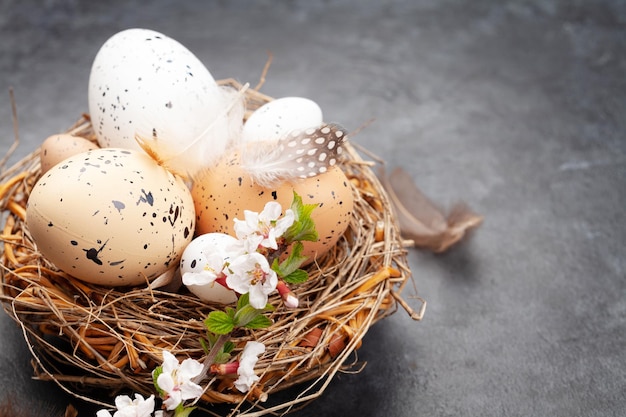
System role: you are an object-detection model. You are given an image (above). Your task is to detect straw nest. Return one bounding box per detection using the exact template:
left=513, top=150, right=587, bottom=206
left=0, top=80, right=424, bottom=416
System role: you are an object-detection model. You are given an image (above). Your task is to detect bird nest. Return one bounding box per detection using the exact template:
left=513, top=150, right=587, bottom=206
left=0, top=80, right=424, bottom=416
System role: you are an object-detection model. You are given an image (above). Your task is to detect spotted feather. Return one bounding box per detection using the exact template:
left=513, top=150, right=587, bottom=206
left=239, top=123, right=348, bottom=187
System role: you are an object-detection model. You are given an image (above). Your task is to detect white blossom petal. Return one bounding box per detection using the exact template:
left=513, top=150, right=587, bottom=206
left=160, top=351, right=179, bottom=373
left=97, top=394, right=156, bottom=417
left=275, top=209, right=295, bottom=236
left=233, top=202, right=294, bottom=252
left=248, top=282, right=269, bottom=309
left=260, top=201, right=282, bottom=221
left=155, top=351, right=204, bottom=411
left=234, top=341, right=266, bottom=393
left=156, top=373, right=175, bottom=396
left=225, top=253, right=278, bottom=308
left=162, top=391, right=183, bottom=411
left=182, top=270, right=217, bottom=286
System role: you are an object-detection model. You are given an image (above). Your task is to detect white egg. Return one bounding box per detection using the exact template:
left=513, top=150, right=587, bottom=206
left=26, top=148, right=195, bottom=287
left=88, top=28, right=242, bottom=177
left=241, top=97, right=323, bottom=143
left=180, top=233, right=239, bottom=304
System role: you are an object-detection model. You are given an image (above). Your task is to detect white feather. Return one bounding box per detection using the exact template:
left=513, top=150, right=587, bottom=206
left=238, top=123, right=348, bottom=188
left=135, top=83, right=248, bottom=179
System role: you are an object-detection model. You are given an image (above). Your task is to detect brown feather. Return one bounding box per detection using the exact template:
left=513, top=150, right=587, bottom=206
left=381, top=167, right=483, bottom=252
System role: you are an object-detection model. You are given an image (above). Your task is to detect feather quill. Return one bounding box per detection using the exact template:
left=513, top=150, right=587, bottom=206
left=238, top=122, right=348, bottom=188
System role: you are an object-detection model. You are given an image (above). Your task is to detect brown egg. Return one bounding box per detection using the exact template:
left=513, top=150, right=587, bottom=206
left=192, top=153, right=354, bottom=263
left=40, top=134, right=99, bottom=174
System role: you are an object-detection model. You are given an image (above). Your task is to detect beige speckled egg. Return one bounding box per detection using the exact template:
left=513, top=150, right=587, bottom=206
left=26, top=148, right=195, bottom=286
left=40, top=134, right=99, bottom=174
left=191, top=153, right=354, bottom=263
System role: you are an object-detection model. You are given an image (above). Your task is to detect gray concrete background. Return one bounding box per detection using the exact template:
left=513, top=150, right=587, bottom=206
left=1, top=1, right=625, bottom=416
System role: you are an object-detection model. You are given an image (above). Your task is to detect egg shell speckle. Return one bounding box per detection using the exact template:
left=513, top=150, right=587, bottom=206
left=40, top=134, right=99, bottom=174
left=192, top=154, right=354, bottom=263
left=26, top=148, right=195, bottom=286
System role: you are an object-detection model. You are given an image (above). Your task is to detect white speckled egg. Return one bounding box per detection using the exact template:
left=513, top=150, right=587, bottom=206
left=180, top=233, right=239, bottom=304
left=242, top=97, right=323, bottom=143
left=40, top=134, right=99, bottom=174
left=26, top=148, right=195, bottom=287
left=88, top=28, right=241, bottom=176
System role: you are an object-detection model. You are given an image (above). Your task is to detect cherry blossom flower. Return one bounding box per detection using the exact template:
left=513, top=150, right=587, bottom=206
left=225, top=252, right=278, bottom=309
left=96, top=393, right=158, bottom=417
left=155, top=351, right=204, bottom=411
left=234, top=201, right=295, bottom=252
left=234, top=341, right=266, bottom=393
left=182, top=252, right=228, bottom=287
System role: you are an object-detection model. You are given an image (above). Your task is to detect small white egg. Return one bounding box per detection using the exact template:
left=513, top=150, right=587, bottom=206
left=242, top=97, right=323, bottom=143
left=180, top=233, right=239, bottom=304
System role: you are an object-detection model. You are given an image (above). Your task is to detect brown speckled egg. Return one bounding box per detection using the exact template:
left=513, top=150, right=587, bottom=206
left=191, top=154, right=354, bottom=263
left=26, top=148, right=195, bottom=287
left=40, top=134, right=99, bottom=174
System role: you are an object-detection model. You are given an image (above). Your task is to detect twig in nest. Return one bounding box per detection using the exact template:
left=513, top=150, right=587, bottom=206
left=347, top=117, right=375, bottom=139
left=254, top=51, right=273, bottom=91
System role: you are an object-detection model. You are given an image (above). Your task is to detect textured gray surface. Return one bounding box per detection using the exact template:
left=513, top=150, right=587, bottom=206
left=1, top=1, right=625, bottom=416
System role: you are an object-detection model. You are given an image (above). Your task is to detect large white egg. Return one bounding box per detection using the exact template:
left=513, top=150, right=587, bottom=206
left=180, top=233, right=239, bottom=304
left=26, top=148, right=195, bottom=287
left=242, top=97, right=323, bottom=143
left=88, top=28, right=242, bottom=177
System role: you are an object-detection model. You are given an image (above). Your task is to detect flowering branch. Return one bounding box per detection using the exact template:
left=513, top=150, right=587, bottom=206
left=97, top=192, right=319, bottom=417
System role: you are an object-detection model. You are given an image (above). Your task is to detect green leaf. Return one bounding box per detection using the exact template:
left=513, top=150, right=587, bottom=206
left=272, top=242, right=309, bottom=284
left=271, top=258, right=282, bottom=275
left=237, top=292, right=250, bottom=311
left=282, top=242, right=309, bottom=276
left=174, top=404, right=196, bottom=417
left=214, top=351, right=231, bottom=364
left=205, top=311, right=235, bottom=335
left=234, top=304, right=262, bottom=328
left=199, top=337, right=210, bottom=355
left=283, top=269, right=309, bottom=284
left=223, top=341, right=235, bottom=354
left=284, top=191, right=319, bottom=243
left=244, top=314, right=273, bottom=329
left=152, top=365, right=164, bottom=396
left=292, top=219, right=319, bottom=243
left=207, top=331, right=221, bottom=346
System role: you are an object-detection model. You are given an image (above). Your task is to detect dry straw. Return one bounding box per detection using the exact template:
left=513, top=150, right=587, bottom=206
left=0, top=80, right=425, bottom=416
